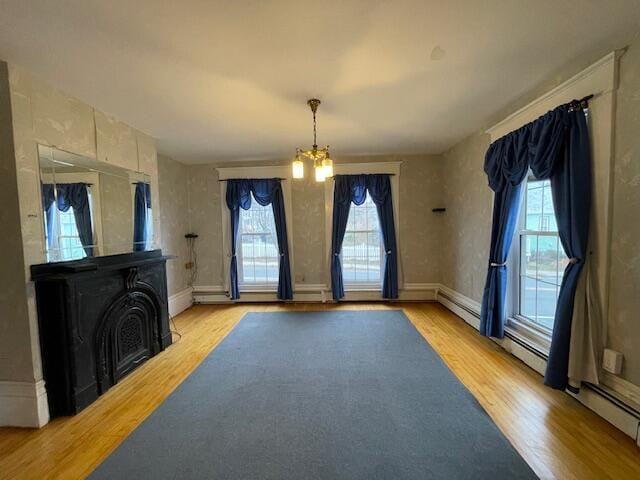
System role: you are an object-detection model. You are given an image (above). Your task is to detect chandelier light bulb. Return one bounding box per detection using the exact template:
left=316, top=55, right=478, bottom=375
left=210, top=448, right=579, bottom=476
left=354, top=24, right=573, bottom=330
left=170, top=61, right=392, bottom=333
left=292, top=155, right=304, bottom=179
left=322, top=154, right=334, bottom=178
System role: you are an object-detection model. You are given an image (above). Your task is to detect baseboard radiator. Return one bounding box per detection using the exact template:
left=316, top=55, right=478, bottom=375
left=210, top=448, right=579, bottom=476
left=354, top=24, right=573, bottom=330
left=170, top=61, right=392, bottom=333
left=436, top=288, right=640, bottom=445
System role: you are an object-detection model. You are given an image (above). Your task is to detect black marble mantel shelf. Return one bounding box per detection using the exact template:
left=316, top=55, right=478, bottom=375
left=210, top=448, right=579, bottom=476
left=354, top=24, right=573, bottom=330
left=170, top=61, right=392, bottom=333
left=31, top=249, right=172, bottom=277
left=31, top=249, right=172, bottom=418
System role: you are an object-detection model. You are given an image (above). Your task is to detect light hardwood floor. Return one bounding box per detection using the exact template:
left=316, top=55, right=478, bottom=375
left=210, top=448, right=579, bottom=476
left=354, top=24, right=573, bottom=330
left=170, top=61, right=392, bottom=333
left=1, top=302, right=639, bottom=479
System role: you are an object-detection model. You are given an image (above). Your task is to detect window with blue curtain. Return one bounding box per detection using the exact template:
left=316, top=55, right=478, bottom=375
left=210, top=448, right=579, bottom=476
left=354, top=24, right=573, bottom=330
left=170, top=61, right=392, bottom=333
left=341, top=193, right=384, bottom=286
left=44, top=192, right=92, bottom=261
left=42, top=182, right=95, bottom=260
left=480, top=100, right=594, bottom=391
left=225, top=178, right=292, bottom=301
left=330, top=174, right=398, bottom=301
left=237, top=194, right=280, bottom=286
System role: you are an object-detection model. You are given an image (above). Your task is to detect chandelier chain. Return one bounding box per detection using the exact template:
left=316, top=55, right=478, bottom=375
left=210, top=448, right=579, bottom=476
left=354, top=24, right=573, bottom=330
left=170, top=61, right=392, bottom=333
left=313, top=109, right=317, bottom=149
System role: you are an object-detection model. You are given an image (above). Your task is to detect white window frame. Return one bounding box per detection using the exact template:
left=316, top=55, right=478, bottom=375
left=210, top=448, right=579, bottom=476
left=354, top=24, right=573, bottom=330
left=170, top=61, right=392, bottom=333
left=237, top=199, right=280, bottom=287
left=324, top=162, right=402, bottom=292
left=507, top=176, right=559, bottom=353
left=340, top=194, right=385, bottom=288
left=218, top=165, right=294, bottom=294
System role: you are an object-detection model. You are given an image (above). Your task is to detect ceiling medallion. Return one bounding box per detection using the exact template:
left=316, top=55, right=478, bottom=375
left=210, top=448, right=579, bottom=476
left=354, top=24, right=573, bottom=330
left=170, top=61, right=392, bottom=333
left=292, top=98, right=333, bottom=182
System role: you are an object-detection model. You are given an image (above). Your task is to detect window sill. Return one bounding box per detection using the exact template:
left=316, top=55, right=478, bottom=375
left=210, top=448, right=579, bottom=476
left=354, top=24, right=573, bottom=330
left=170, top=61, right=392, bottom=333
left=239, top=284, right=278, bottom=293
left=344, top=284, right=381, bottom=292
left=506, top=316, right=551, bottom=357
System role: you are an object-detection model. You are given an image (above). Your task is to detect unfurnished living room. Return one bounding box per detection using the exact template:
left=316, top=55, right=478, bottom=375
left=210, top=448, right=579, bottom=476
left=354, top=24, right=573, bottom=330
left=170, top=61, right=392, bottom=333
left=0, top=1, right=639, bottom=479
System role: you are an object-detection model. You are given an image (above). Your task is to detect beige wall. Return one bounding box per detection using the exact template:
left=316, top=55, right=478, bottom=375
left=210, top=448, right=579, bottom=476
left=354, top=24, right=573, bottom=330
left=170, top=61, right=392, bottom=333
left=158, top=154, right=191, bottom=296
left=186, top=164, right=225, bottom=287
left=290, top=164, right=327, bottom=285
left=182, top=154, right=444, bottom=290
left=0, top=63, right=35, bottom=383
left=441, top=132, right=492, bottom=301
left=608, top=36, right=640, bottom=385
left=440, top=36, right=640, bottom=392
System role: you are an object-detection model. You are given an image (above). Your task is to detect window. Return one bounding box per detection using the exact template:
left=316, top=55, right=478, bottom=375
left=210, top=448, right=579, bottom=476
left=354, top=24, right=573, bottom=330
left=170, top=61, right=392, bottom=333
left=45, top=190, right=92, bottom=262
left=341, top=194, right=384, bottom=285
left=515, top=177, right=568, bottom=332
left=238, top=195, right=280, bottom=286
left=144, top=205, right=154, bottom=250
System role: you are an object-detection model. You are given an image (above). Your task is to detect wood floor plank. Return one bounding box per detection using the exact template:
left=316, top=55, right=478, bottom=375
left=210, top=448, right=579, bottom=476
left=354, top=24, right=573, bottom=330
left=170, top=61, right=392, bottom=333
left=0, top=302, right=638, bottom=479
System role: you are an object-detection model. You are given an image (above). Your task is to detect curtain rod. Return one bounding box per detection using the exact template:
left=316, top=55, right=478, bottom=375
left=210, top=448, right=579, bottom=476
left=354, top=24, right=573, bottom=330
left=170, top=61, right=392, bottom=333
left=332, top=173, right=396, bottom=178
left=218, top=177, right=287, bottom=182
left=218, top=174, right=397, bottom=182
left=45, top=182, right=94, bottom=186
left=575, top=94, right=594, bottom=103
left=568, top=94, right=593, bottom=110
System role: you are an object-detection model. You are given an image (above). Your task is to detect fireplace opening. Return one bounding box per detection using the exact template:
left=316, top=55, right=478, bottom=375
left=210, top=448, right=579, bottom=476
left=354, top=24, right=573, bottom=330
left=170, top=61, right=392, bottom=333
left=95, top=289, right=161, bottom=393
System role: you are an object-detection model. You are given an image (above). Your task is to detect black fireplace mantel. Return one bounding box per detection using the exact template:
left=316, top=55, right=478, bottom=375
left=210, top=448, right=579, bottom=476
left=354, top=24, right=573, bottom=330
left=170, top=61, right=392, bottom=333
left=31, top=250, right=172, bottom=418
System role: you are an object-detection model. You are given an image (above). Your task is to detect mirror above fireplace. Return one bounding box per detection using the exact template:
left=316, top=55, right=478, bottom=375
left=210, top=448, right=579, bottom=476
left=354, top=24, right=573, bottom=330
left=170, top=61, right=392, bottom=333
left=38, top=145, right=154, bottom=262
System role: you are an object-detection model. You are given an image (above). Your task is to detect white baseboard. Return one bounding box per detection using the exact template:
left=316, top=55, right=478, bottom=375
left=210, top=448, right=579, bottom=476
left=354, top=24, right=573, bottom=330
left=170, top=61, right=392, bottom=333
left=436, top=283, right=640, bottom=444
left=0, top=380, right=49, bottom=427
left=601, top=372, right=640, bottom=409
left=192, top=283, right=438, bottom=304
left=168, top=287, right=194, bottom=317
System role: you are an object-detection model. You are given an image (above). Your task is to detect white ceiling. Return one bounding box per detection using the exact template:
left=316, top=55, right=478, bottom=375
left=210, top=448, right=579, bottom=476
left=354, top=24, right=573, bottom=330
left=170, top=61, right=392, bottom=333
left=0, top=1, right=638, bottom=164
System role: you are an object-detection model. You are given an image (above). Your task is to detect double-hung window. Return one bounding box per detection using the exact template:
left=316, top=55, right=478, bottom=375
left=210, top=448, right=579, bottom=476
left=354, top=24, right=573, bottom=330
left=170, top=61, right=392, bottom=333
left=238, top=196, right=279, bottom=287
left=512, top=176, right=567, bottom=334
left=341, top=194, right=384, bottom=286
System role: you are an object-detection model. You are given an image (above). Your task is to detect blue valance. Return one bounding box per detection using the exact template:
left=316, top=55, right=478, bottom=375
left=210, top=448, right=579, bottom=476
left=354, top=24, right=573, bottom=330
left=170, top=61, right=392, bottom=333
left=225, top=178, right=293, bottom=301
left=484, top=107, right=573, bottom=192
left=331, top=174, right=398, bottom=300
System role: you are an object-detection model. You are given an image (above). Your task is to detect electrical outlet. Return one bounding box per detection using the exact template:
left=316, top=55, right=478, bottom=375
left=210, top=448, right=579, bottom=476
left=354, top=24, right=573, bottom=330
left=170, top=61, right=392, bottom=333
left=602, top=348, right=623, bottom=375
left=185, top=262, right=194, bottom=270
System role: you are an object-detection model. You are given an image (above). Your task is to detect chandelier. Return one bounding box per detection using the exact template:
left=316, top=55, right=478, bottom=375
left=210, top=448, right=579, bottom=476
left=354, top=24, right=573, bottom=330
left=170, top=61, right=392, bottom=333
left=292, top=98, right=334, bottom=182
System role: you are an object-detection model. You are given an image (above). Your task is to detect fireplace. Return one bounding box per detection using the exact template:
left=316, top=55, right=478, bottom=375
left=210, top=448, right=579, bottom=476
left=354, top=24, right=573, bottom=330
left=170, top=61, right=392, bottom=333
left=31, top=250, right=171, bottom=418
left=95, top=270, right=162, bottom=392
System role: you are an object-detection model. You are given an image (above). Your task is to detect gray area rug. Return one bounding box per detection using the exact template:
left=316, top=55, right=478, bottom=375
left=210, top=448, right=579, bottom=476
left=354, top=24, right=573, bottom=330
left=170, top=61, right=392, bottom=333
left=90, top=310, right=538, bottom=479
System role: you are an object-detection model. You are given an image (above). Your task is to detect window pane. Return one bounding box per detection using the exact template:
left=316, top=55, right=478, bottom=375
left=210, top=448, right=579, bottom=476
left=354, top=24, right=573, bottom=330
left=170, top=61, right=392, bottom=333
left=341, top=195, right=383, bottom=285
left=521, top=235, right=537, bottom=277
left=354, top=206, right=366, bottom=230
left=537, top=236, right=558, bottom=285
left=366, top=205, right=379, bottom=230
left=520, top=276, right=537, bottom=320
left=518, top=177, right=567, bottom=332
left=536, top=279, right=557, bottom=330
left=238, top=195, right=279, bottom=286
left=541, top=182, right=557, bottom=232
left=254, top=257, right=268, bottom=283
left=525, top=182, right=543, bottom=230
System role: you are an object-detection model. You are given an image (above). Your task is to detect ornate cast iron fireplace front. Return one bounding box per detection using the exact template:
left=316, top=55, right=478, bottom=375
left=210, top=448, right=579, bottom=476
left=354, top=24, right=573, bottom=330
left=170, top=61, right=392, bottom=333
left=32, top=251, right=171, bottom=418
